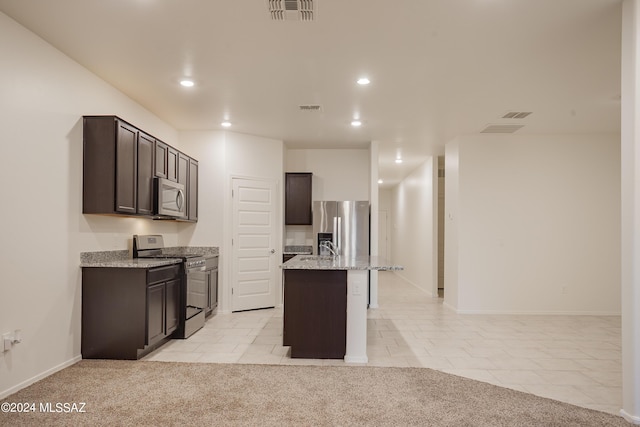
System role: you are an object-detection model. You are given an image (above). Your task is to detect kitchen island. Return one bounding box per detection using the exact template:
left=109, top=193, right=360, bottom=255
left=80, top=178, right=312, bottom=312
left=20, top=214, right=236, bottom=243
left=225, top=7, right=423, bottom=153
left=281, top=255, right=403, bottom=363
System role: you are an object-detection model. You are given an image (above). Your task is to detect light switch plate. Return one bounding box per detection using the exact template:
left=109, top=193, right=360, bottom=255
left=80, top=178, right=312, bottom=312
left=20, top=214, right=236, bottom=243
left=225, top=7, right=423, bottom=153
left=2, top=333, right=12, bottom=352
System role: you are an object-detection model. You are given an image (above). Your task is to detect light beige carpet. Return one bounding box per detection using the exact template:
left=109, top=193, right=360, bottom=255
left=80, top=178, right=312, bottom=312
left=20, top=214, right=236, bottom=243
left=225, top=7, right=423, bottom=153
left=0, top=360, right=628, bottom=426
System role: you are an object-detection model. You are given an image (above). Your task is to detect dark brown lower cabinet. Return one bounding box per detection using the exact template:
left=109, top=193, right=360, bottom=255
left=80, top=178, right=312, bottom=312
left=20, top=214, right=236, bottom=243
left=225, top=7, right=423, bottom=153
left=82, top=264, right=181, bottom=359
left=283, top=269, right=347, bottom=359
left=146, top=282, right=166, bottom=346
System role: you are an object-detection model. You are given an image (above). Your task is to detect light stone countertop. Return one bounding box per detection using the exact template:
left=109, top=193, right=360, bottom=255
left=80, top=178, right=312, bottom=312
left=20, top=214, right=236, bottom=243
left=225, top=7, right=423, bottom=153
left=80, top=258, right=183, bottom=268
left=281, top=255, right=403, bottom=271
left=80, top=247, right=219, bottom=268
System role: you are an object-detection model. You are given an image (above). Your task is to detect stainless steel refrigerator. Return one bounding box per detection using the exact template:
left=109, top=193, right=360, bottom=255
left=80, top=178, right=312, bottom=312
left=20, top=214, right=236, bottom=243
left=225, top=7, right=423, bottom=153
left=313, top=201, right=370, bottom=257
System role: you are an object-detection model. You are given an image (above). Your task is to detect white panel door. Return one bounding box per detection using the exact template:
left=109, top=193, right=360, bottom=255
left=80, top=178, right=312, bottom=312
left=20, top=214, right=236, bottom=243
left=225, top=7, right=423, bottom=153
left=232, top=178, right=277, bottom=311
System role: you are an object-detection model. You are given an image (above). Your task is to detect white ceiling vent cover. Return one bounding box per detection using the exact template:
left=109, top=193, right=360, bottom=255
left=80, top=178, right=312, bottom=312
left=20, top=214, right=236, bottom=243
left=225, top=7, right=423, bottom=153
left=298, top=104, right=323, bottom=112
left=502, top=111, right=532, bottom=119
left=267, top=0, right=315, bottom=21
left=480, top=124, right=525, bottom=134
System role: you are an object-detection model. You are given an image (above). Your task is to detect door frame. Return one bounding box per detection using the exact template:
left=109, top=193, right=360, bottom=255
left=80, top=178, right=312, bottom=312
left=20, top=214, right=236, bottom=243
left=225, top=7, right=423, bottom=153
left=223, top=174, right=282, bottom=313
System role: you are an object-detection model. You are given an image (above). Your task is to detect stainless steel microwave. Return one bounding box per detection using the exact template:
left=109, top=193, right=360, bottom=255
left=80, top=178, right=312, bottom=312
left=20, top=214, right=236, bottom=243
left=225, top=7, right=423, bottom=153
left=154, top=177, right=186, bottom=218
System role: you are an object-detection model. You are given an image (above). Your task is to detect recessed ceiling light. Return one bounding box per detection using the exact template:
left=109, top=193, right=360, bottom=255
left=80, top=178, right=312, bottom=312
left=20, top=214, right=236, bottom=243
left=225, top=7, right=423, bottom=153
left=180, top=79, right=195, bottom=87
left=378, top=179, right=383, bottom=184
left=395, top=158, right=403, bottom=164
left=357, top=77, right=370, bottom=85
left=351, top=120, right=362, bottom=127
left=221, top=121, right=231, bottom=127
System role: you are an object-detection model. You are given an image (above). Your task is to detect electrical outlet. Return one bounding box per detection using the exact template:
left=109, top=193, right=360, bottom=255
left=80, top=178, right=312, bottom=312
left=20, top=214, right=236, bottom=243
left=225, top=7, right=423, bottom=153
left=561, top=285, right=567, bottom=294
left=353, top=283, right=362, bottom=296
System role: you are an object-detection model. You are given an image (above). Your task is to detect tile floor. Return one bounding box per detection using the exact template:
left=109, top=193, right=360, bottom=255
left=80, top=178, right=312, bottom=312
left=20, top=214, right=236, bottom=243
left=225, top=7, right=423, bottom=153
left=144, top=271, right=622, bottom=415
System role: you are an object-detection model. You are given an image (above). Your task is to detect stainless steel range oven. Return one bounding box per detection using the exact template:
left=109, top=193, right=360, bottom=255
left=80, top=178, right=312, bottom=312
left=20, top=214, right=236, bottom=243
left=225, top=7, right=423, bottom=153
left=133, top=234, right=205, bottom=338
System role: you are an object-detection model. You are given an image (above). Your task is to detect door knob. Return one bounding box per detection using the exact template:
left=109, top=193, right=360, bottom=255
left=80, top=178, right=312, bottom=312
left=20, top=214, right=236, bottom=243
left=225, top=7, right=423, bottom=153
left=270, top=249, right=276, bottom=254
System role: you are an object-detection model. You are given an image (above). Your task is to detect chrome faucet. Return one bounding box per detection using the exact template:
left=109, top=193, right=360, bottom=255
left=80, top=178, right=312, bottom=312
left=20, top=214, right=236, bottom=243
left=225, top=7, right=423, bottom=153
left=319, top=240, right=339, bottom=256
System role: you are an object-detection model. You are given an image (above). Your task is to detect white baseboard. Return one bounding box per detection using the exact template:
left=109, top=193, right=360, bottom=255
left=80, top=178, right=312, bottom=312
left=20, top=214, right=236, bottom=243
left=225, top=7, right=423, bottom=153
left=344, top=355, right=368, bottom=364
left=0, top=355, right=82, bottom=400
left=621, top=409, right=640, bottom=424
left=454, top=308, right=621, bottom=316
left=393, top=271, right=438, bottom=298
left=442, top=301, right=458, bottom=312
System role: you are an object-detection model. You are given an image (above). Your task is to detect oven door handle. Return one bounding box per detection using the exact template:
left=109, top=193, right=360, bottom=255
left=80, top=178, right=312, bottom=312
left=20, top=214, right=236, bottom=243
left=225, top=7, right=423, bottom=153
left=187, top=266, right=206, bottom=273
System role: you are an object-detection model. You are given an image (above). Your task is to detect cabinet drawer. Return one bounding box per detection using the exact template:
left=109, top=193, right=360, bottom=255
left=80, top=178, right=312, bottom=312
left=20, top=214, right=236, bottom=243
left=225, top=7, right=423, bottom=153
left=147, top=264, right=181, bottom=284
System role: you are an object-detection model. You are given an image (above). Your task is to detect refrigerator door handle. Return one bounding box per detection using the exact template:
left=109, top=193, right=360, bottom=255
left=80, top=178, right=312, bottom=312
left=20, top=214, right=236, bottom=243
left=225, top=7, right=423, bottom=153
left=337, top=217, right=342, bottom=255
left=333, top=217, right=337, bottom=248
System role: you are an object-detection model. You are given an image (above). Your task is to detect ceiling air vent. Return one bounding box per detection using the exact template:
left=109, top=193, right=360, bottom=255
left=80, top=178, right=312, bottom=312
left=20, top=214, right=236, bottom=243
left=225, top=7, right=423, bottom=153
left=502, top=111, right=532, bottom=119
left=298, top=104, right=322, bottom=112
left=480, top=124, right=525, bottom=134
left=267, top=0, right=315, bottom=21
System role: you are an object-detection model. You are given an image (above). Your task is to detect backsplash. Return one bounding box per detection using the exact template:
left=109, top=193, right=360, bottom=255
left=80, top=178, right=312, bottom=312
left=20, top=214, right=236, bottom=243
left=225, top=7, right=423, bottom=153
left=284, top=225, right=313, bottom=246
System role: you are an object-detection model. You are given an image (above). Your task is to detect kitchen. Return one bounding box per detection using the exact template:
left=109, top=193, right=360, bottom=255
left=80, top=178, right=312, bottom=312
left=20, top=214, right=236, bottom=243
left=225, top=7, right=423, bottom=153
left=0, top=0, right=635, bottom=422
left=77, top=115, right=389, bottom=360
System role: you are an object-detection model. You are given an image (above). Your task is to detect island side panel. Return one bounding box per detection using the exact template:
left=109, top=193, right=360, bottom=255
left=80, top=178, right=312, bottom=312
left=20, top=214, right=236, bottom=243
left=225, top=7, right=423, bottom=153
left=345, top=269, right=369, bottom=363
left=283, top=269, right=347, bottom=359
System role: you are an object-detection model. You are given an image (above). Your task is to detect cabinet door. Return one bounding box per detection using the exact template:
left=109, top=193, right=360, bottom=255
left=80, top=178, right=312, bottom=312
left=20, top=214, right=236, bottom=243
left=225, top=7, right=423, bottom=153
left=188, top=158, right=198, bottom=221
left=208, top=269, right=218, bottom=312
left=154, top=140, right=168, bottom=179
left=178, top=153, right=189, bottom=187
left=177, top=153, right=189, bottom=218
left=167, top=147, right=178, bottom=182
left=204, top=270, right=217, bottom=315
left=137, top=132, right=154, bottom=215
left=115, top=121, right=138, bottom=214
left=285, top=173, right=312, bottom=225
left=147, top=283, right=165, bottom=345
left=165, top=278, right=181, bottom=335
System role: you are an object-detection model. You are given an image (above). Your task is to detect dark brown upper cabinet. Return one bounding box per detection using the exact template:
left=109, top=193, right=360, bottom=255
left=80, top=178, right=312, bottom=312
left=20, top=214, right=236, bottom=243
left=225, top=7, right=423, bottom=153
left=83, top=115, right=198, bottom=221
left=84, top=116, right=145, bottom=215
left=154, top=140, right=168, bottom=179
left=188, top=158, right=198, bottom=222
left=137, top=132, right=155, bottom=216
left=154, top=139, right=178, bottom=182
left=176, top=152, right=198, bottom=222
left=285, top=172, right=313, bottom=225
left=177, top=152, right=189, bottom=219
left=177, top=152, right=189, bottom=188
left=167, top=146, right=179, bottom=182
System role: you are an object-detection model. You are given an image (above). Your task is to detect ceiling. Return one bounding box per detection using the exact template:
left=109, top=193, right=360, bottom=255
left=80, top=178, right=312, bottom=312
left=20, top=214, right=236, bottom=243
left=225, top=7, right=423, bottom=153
left=0, top=0, right=622, bottom=186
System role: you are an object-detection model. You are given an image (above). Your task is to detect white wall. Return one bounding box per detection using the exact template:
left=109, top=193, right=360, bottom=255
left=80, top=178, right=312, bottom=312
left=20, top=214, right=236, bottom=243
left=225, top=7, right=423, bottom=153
left=620, top=0, right=640, bottom=419
left=378, top=188, right=392, bottom=212
left=446, top=133, right=621, bottom=314
left=284, top=148, right=370, bottom=246
left=378, top=189, right=392, bottom=260
left=179, top=132, right=283, bottom=311
left=443, top=141, right=460, bottom=310
left=285, top=149, right=370, bottom=201
left=390, top=158, right=438, bottom=297
left=226, top=132, right=284, bottom=310
left=177, top=131, right=226, bottom=248
left=0, top=12, right=188, bottom=398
